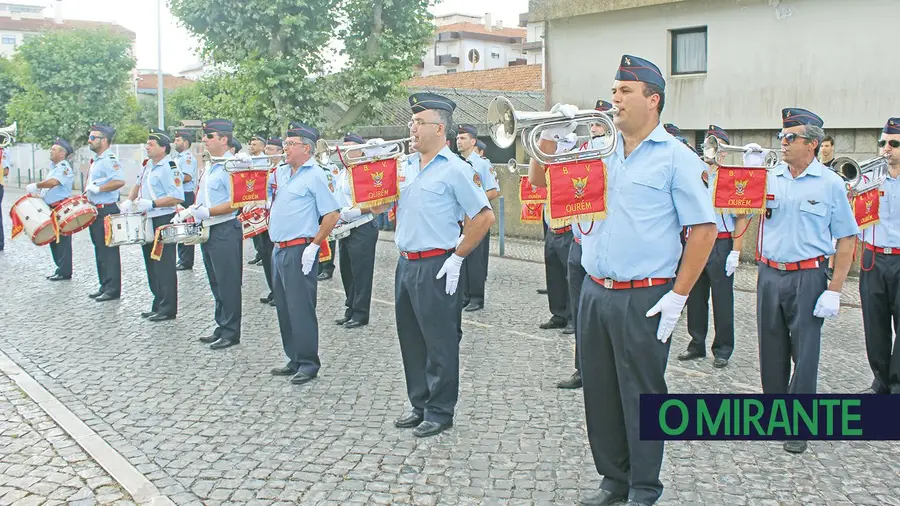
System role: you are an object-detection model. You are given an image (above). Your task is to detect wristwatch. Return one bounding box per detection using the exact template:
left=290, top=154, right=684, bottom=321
left=151, top=200, right=157, bottom=208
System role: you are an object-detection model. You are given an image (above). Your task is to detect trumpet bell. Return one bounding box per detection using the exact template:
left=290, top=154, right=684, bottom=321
left=0, top=121, right=17, bottom=147
left=832, top=156, right=859, bottom=184
left=487, top=97, right=519, bottom=149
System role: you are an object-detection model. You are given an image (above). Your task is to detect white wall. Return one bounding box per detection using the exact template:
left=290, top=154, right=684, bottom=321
left=546, top=0, right=898, bottom=130
left=421, top=36, right=526, bottom=76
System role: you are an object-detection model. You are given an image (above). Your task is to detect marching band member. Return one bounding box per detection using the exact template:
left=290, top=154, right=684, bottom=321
left=121, top=129, right=184, bottom=321
left=173, top=129, right=197, bottom=271
left=267, top=122, right=340, bottom=385
left=334, top=133, right=379, bottom=329
left=474, top=139, right=487, bottom=157
left=755, top=108, right=858, bottom=454
left=257, top=136, right=283, bottom=306
left=456, top=124, right=499, bottom=312
left=679, top=125, right=748, bottom=369
left=859, top=117, right=900, bottom=395
left=84, top=124, right=125, bottom=302
left=26, top=138, right=75, bottom=280
left=248, top=134, right=269, bottom=266
left=389, top=93, right=493, bottom=438
left=185, top=119, right=244, bottom=350
left=229, top=138, right=242, bottom=155
left=530, top=55, right=716, bottom=506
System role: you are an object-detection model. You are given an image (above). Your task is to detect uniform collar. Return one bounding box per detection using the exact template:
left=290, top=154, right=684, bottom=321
left=773, top=158, right=824, bottom=177
left=647, top=122, right=672, bottom=143
left=95, top=149, right=112, bottom=160
left=151, top=155, right=171, bottom=168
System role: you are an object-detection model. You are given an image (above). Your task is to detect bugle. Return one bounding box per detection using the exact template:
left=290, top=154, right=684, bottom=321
left=832, top=154, right=890, bottom=194
left=202, top=151, right=283, bottom=171
left=507, top=158, right=528, bottom=174
left=316, top=137, right=412, bottom=168
left=702, top=136, right=781, bottom=168
left=487, top=96, right=618, bottom=165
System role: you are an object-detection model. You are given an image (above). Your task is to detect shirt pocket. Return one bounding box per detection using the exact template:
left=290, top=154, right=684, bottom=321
left=421, top=181, right=446, bottom=196
left=630, top=170, right=668, bottom=192
left=799, top=199, right=826, bottom=217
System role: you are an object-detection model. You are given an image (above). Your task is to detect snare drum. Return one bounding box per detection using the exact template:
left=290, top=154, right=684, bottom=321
left=105, top=213, right=154, bottom=247
left=158, top=222, right=209, bottom=245
left=238, top=205, right=269, bottom=240
left=54, top=195, right=97, bottom=235
left=10, top=195, right=56, bottom=246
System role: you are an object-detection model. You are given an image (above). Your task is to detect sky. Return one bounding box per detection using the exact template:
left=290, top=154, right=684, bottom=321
left=33, top=0, right=530, bottom=75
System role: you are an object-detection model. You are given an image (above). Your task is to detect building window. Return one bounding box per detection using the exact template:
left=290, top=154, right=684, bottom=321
left=671, top=27, right=707, bottom=75
left=2, top=36, right=15, bottom=45
left=490, top=47, right=501, bottom=59
left=446, top=69, right=456, bottom=74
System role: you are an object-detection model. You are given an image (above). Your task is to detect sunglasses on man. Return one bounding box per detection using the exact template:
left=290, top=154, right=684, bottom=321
left=878, top=139, right=900, bottom=148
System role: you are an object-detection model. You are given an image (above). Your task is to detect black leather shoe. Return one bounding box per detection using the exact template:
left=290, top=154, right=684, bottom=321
left=140, top=311, right=156, bottom=318
left=268, top=299, right=276, bottom=307
left=94, top=293, right=119, bottom=302
left=557, top=371, right=582, bottom=389
left=259, top=293, right=273, bottom=304
left=335, top=316, right=352, bottom=325
left=209, top=338, right=239, bottom=350
left=393, top=411, right=423, bottom=428
left=290, top=371, right=315, bottom=385
left=463, top=302, right=484, bottom=312
left=344, top=320, right=367, bottom=329
left=537, top=288, right=548, bottom=294
left=579, top=489, right=628, bottom=506
left=561, top=324, right=575, bottom=335
left=783, top=440, right=808, bottom=454
left=413, top=420, right=452, bottom=438
left=317, top=272, right=333, bottom=281
left=175, top=264, right=191, bottom=271
left=48, top=274, right=71, bottom=281
left=198, top=335, right=218, bottom=344
left=88, top=291, right=103, bottom=299
left=271, top=365, right=296, bottom=376
left=677, top=349, right=706, bottom=361
left=539, top=317, right=567, bottom=330
left=248, top=256, right=262, bottom=265
left=148, top=313, right=175, bottom=322
left=713, top=357, right=729, bottom=368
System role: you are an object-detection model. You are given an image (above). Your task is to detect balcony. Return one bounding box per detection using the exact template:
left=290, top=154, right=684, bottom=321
left=508, top=58, right=528, bottom=67
left=522, top=40, right=543, bottom=51
left=519, top=12, right=528, bottom=27
left=436, top=54, right=460, bottom=66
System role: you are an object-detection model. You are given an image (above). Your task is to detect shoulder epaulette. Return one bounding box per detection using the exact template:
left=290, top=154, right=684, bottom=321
left=109, top=153, right=117, bottom=160
left=168, top=161, right=178, bottom=170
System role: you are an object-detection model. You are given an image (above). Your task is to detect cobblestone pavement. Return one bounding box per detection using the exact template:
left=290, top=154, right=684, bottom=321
left=0, top=372, right=132, bottom=505
left=1, top=188, right=899, bottom=505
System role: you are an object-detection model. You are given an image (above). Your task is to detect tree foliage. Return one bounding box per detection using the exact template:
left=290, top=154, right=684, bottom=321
left=169, top=0, right=434, bottom=136
left=0, top=58, right=22, bottom=126
left=6, top=28, right=138, bottom=147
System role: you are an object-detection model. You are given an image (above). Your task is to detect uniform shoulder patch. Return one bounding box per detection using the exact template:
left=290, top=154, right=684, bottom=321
left=112, top=162, right=121, bottom=171
left=168, top=161, right=178, bottom=170
left=328, top=182, right=335, bottom=193
left=174, top=177, right=182, bottom=187
left=473, top=172, right=482, bottom=188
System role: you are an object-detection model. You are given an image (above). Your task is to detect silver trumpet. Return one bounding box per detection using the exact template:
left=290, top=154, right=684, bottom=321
left=315, top=137, right=412, bottom=168
left=702, top=136, right=781, bottom=169
left=487, top=96, right=618, bottom=165
left=832, top=154, right=890, bottom=194
left=202, top=151, right=283, bottom=171
left=507, top=158, right=529, bottom=174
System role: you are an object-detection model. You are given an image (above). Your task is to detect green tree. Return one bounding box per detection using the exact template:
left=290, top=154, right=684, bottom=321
left=169, top=0, right=434, bottom=136
left=166, top=70, right=273, bottom=138
left=6, top=28, right=136, bottom=147
left=0, top=58, right=22, bottom=126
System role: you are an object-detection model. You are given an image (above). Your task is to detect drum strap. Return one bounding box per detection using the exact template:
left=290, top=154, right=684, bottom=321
left=139, top=164, right=160, bottom=201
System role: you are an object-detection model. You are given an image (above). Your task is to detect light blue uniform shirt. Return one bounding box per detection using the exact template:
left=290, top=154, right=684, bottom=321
left=761, top=159, right=859, bottom=262
left=267, top=158, right=340, bottom=243
left=861, top=174, right=900, bottom=248
left=467, top=152, right=499, bottom=192
left=42, top=160, right=74, bottom=205
left=196, top=152, right=236, bottom=216
left=395, top=147, right=491, bottom=252
left=87, top=150, right=124, bottom=205
left=336, top=168, right=353, bottom=208
left=175, top=149, right=197, bottom=192
left=708, top=170, right=736, bottom=233
left=137, top=156, right=184, bottom=217
left=579, top=123, right=715, bottom=281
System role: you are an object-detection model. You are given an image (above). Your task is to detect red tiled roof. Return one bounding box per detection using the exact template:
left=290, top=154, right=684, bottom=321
left=0, top=17, right=135, bottom=39
left=136, top=73, right=194, bottom=91
left=436, top=22, right=526, bottom=39
left=403, top=64, right=542, bottom=92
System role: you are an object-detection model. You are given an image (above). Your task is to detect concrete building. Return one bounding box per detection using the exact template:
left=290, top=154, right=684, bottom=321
left=0, top=0, right=133, bottom=57
left=415, top=12, right=527, bottom=78
left=518, top=12, right=544, bottom=66
left=528, top=0, right=897, bottom=161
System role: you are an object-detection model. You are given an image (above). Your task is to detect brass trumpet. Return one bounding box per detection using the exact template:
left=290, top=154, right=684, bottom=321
left=315, top=137, right=412, bottom=168
left=702, top=136, right=781, bottom=168
left=487, top=96, right=618, bottom=165
left=832, top=154, right=890, bottom=194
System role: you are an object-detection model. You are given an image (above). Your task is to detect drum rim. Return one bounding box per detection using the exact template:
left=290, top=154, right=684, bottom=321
left=57, top=208, right=98, bottom=234
left=31, top=221, right=57, bottom=246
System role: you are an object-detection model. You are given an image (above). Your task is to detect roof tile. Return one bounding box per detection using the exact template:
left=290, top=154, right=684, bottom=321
left=403, top=64, right=543, bottom=93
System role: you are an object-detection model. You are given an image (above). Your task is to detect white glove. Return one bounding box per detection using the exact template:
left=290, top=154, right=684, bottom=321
left=564, top=132, right=578, bottom=144
left=340, top=207, right=362, bottom=223
left=235, top=152, right=251, bottom=162
left=190, top=205, right=210, bottom=222
left=742, top=143, right=767, bottom=166
left=301, top=243, right=320, bottom=275
left=85, top=182, right=101, bottom=194
left=172, top=206, right=192, bottom=223
left=540, top=121, right=578, bottom=142
left=436, top=253, right=464, bottom=295
left=725, top=250, right=740, bottom=277
left=456, top=234, right=465, bottom=248
left=645, top=290, right=689, bottom=343
left=813, top=290, right=841, bottom=319
left=136, top=199, right=153, bottom=213
left=550, top=103, right=578, bottom=119
left=25, top=183, right=38, bottom=194
left=120, top=199, right=134, bottom=213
